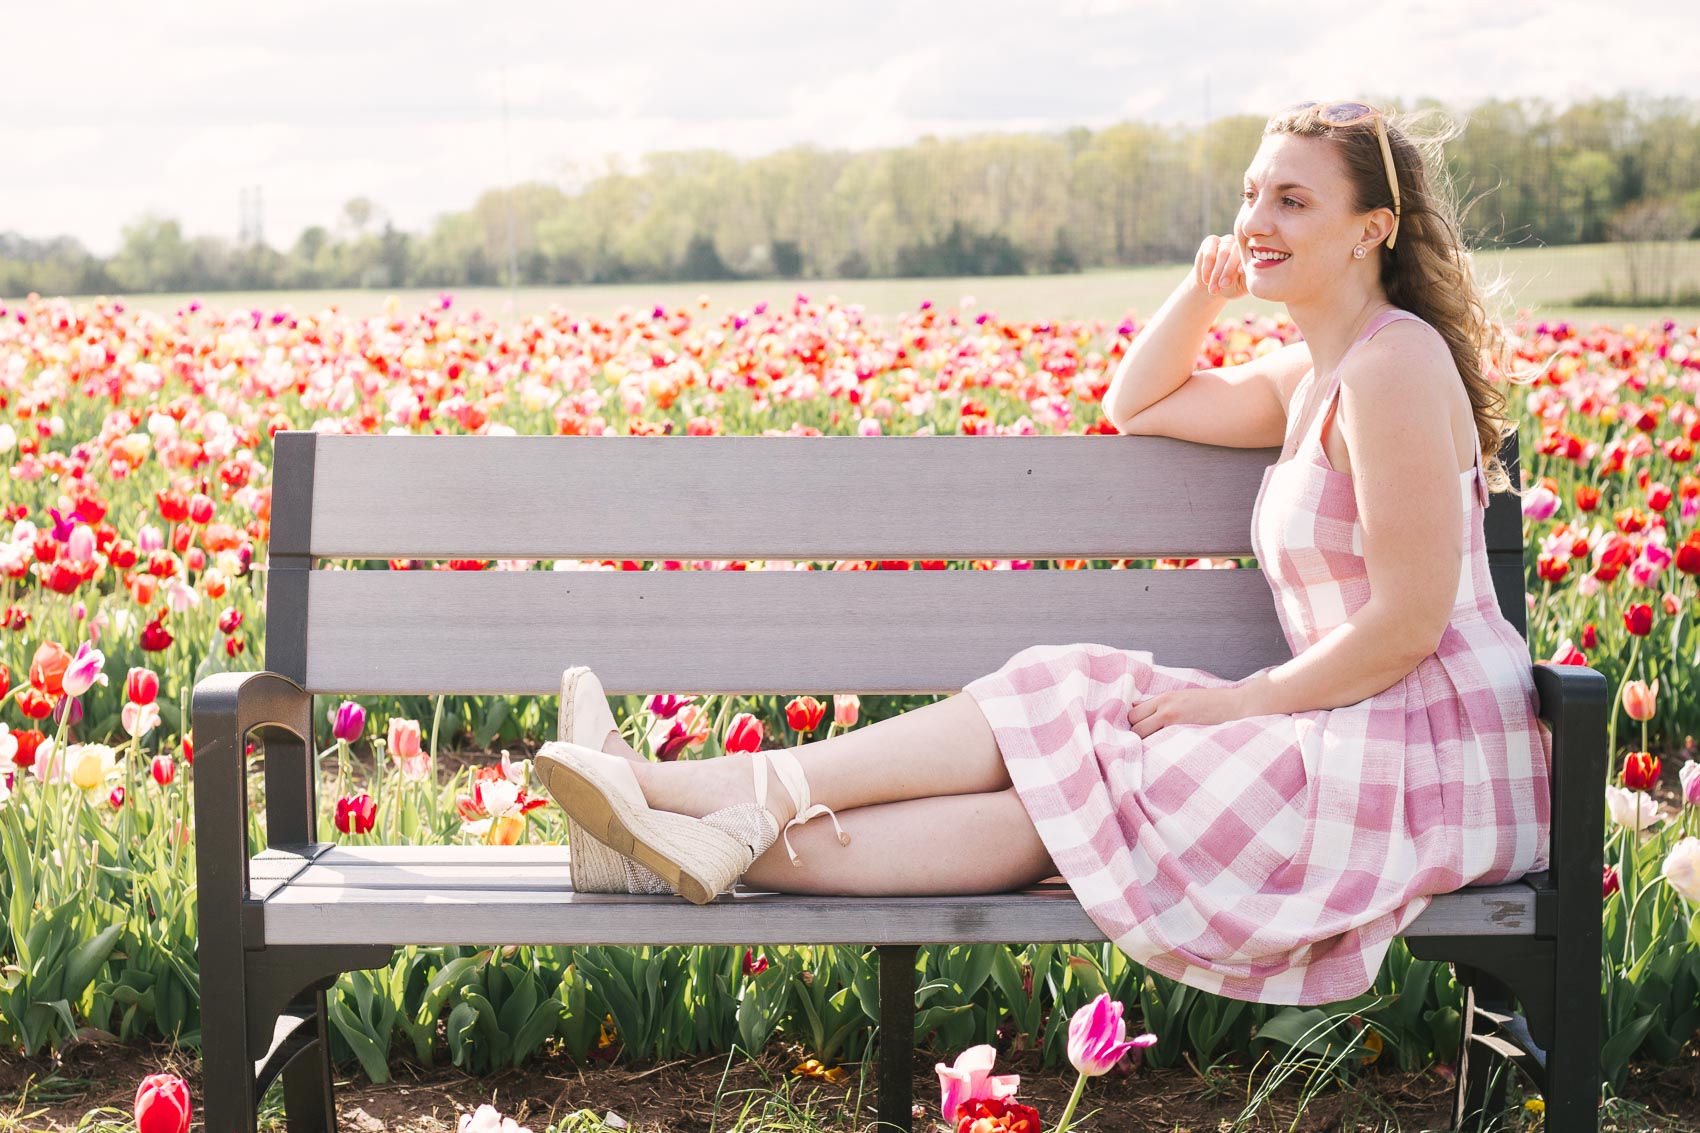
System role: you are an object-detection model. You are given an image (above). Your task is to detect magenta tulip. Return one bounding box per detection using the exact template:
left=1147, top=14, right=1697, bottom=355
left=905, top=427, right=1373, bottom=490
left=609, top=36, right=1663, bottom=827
left=330, top=701, right=366, bottom=742
left=1067, top=994, right=1144, bottom=1076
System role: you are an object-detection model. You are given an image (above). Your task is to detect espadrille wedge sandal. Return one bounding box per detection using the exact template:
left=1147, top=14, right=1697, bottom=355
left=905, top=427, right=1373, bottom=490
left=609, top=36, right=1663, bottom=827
left=536, top=741, right=853, bottom=904
left=557, top=668, right=671, bottom=896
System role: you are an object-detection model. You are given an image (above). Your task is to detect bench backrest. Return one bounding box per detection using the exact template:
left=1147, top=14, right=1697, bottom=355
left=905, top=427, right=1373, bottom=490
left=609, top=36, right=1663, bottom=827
left=265, top=432, right=1524, bottom=695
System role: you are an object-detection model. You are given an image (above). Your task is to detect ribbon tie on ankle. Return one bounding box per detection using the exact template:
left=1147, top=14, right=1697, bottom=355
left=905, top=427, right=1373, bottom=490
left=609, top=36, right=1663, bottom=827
left=755, top=749, right=853, bottom=867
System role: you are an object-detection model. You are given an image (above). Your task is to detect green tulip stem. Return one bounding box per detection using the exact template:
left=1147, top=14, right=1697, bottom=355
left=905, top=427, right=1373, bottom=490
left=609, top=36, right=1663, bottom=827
left=429, top=694, right=444, bottom=787
left=1052, top=1070, right=1090, bottom=1133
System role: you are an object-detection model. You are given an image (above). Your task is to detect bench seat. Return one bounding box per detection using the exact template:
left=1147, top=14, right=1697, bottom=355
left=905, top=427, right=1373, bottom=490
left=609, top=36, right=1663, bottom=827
left=248, top=845, right=1545, bottom=947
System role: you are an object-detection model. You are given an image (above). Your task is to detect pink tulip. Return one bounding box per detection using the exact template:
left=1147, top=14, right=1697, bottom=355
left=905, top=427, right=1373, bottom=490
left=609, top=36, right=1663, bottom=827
left=1621, top=679, right=1659, bottom=722
left=387, top=717, right=422, bottom=760
left=1521, top=486, right=1559, bottom=522
left=1681, top=762, right=1700, bottom=807
left=1066, top=993, right=1150, bottom=1076
left=123, top=701, right=162, bottom=738
left=61, top=641, right=108, bottom=698
left=936, top=1045, right=1020, bottom=1123
left=833, top=694, right=860, bottom=728
left=135, top=1072, right=192, bottom=1133
left=66, top=523, right=95, bottom=563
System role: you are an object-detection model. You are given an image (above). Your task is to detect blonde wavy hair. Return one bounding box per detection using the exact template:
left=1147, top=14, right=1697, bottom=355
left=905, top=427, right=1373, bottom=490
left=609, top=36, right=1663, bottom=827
left=1263, top=104, right=1529, bottom=495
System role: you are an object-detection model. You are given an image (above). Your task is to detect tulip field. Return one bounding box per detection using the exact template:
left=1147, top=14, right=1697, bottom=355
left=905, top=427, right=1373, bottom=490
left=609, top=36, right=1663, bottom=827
left=2, top=289, right=1700, bottom=1129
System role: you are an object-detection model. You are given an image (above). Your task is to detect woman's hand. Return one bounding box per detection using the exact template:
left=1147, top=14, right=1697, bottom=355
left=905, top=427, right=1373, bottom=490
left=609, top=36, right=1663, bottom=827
left=1127, top=685, right=1249, bottom=739
left=1193, top=234, right=1248, bottom=300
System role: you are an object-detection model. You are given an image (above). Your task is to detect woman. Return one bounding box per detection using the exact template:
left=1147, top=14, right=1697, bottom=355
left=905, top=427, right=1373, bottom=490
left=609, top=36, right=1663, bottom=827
left=535, top=101, right=1552, bottom=1006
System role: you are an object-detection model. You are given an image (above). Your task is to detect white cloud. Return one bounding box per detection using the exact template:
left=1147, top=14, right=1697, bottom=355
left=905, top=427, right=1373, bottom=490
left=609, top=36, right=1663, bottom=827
left=0, top=0, right=1690, bottom=255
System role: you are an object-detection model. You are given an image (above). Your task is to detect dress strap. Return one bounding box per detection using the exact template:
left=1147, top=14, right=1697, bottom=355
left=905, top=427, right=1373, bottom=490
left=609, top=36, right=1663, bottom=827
left=1296, top=309, right=1423, bottom=460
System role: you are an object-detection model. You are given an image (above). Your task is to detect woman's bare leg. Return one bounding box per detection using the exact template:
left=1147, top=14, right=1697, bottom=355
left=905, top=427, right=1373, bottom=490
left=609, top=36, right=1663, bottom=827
left=740, top=788, right=1056, bottom=896
left=632, top=692, right=1009, bottom=825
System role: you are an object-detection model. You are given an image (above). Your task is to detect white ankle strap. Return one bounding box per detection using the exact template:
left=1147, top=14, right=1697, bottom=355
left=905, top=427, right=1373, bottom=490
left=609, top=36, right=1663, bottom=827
left=753, top=748, right=851, bottom=866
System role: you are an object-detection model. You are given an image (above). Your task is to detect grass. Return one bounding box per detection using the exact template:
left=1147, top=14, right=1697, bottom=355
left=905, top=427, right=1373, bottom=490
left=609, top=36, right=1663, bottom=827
left=42, top=241, right=1700, bottom=328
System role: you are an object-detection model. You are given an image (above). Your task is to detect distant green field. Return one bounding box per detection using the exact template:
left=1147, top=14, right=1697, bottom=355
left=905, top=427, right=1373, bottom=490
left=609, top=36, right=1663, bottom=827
left=47, top=241, right=1700, bottom=327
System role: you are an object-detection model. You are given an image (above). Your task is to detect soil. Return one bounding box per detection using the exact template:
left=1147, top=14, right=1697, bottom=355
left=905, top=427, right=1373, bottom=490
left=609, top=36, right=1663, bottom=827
left=3, top=1038, right=1698, bottom=1133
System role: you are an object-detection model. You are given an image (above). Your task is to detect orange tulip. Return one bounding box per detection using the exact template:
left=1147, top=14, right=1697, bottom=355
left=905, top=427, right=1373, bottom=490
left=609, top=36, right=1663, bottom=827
left=28, top=641, right=70, bottom=697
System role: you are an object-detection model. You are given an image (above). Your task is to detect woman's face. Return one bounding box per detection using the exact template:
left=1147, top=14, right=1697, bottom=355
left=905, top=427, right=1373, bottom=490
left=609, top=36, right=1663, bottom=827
left=1235, top=133, right=1377, bottom=303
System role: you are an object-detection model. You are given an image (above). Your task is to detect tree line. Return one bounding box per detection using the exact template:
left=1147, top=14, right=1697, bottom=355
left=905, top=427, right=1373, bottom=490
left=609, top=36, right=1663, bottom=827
left=4, top=94, right=1697, bottom=298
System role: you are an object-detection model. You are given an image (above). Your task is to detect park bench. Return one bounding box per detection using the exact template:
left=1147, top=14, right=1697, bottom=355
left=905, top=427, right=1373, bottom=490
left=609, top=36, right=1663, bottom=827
left=195, top=429, right=1606, bottom=1133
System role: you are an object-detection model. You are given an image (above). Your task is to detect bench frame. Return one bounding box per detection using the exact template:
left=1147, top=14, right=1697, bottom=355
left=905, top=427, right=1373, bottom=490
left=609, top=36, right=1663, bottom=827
left=195, top=431, right=1605, bottom=1132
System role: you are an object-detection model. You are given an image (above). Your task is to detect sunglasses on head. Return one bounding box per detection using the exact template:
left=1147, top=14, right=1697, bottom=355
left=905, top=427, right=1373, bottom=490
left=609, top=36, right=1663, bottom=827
left=1283, top=101, right=1401, bottom=250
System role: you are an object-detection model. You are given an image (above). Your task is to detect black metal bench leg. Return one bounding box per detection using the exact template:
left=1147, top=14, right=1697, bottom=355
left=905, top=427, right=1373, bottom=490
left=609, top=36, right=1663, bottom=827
left=1544, top=934, right=1601, bottom=1132
left=281, top=989, right=338, bottom=1133
left=877, top=945, right=918, bottom=1132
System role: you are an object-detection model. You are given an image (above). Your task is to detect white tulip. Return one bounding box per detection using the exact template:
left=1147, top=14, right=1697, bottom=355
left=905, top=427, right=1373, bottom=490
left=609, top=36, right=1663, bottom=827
left=1606, top=785, right=1661, bottom=831
left=1661, top=837, right=1700, bottom=904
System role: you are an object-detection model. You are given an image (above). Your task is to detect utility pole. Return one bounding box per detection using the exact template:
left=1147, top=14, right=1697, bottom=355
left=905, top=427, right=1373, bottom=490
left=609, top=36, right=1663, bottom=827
left=501, top=68, right=519, bottom=298
left=1200, top=75, right=1211, bottom=239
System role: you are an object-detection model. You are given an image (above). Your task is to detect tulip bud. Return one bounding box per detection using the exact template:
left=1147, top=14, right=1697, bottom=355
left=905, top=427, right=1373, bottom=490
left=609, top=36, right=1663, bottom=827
left=833, top=694, right=860, bottom=728
left=218, top=607, right=242, bottom=634
left=1681, top=762, right=1700, bottom=807
left=1624, top=604, right=1654, bottom=636
left=151, top=754, right=175, bottom=786
left=109, top=785, right=126, bottom=809
left=1603, top=866, right=1621, bottom=899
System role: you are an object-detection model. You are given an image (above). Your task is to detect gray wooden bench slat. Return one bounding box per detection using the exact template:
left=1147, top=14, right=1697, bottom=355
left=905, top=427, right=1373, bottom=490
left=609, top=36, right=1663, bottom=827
left=304, top=567, right=1295, bottom=693
left=309, top=435, right=1293, bottom=560
left=255, top=846, right=1537, bottom=945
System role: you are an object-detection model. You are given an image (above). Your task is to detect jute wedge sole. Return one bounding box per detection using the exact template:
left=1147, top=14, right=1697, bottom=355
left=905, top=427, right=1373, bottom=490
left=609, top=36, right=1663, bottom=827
left=536, top=741, right=751, bottom=905
left=558, top=668, right=669, bottom=894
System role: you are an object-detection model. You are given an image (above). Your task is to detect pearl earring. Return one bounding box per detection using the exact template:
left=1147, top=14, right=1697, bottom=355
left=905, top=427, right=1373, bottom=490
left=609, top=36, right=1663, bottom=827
left=1352, top=245, right=1367, bottom=260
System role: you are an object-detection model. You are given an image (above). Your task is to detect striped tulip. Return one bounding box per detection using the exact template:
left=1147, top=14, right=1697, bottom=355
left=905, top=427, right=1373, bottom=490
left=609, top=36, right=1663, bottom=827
left=1623, top=751, right=1661, bottom=792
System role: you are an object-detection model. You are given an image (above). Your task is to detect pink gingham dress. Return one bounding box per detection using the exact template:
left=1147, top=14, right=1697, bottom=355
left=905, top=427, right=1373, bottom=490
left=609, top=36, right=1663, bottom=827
left=963, top=309, right=1552, bottom=1005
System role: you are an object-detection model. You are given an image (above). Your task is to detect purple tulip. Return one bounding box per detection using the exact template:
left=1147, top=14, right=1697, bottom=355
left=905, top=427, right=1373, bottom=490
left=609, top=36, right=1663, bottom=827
left=330, top=701, right=366, bottom=742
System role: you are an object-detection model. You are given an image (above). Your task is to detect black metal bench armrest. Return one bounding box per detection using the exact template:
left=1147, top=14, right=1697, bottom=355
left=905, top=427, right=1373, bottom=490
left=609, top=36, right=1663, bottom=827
left=192, top=671, right=315, bottom=911
left=1529, top=663, right=1608, bottom=944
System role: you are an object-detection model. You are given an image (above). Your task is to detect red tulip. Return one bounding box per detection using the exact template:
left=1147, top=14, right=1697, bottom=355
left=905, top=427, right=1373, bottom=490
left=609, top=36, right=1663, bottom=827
left=742, top=948, right=769, bottom=976
left=182, top=736, right=194, bottom=766
left=134, top=1072, right=191, bottom=1133
left=151, top=755, right=176, bottom=786
left=1603, top=866, right=1621, bottom=899
left=334, top=793, right=377, bottom=835
left=1675, top=534, right=1700, bottom=576
left=723, top=712, right=763, bottom=754
left=1573, top=485, right=1600, bottom=512
left=1623, top=751, right=1660, bottom=791
left=0, top=661, right=8, bottom=700
left=1581, top=623, right=1598, bottom=649
left=188, top=493, right=215, bottom=523
left=1648, top=482, right=1673, bottom=511
left=1535, top=555, right=1569, bottom=583
left=12, top=729, right=44, bottom=769
left=126, top=667, right=160, bottom=706
left=154, top=490, right=189, bottom=523
left=140, top=615, right=174, bottom=652
left=218, top=607, right=242, bottom=634
left=785, top=696, right=826, bottom=733
left=1624, top=604, right=1654, bottom=637
left=17, top=688, right=54, bottom=719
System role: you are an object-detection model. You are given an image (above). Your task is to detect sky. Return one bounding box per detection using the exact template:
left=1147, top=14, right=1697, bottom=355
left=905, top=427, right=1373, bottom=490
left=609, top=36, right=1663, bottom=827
left=4, top=0, right=1692, bottom=256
